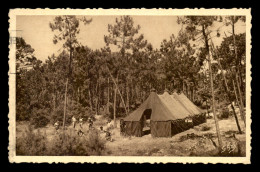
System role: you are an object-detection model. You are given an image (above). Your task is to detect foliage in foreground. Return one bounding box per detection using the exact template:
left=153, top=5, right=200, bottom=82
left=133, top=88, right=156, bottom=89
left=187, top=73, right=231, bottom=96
left=16, top=125, right=107, bottom=156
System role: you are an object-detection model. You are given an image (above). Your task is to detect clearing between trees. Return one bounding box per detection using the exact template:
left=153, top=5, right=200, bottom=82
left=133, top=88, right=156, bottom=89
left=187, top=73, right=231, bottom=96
left=16, top=111, right=246, bottom=156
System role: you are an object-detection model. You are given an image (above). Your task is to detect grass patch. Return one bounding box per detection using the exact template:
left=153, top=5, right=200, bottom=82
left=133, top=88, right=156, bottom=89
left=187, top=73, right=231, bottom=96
left=16, top=125, right=107, bottom=156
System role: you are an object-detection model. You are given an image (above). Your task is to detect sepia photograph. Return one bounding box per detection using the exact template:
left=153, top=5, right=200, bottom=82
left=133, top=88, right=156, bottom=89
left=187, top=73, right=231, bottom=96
left=8, top=9, right=251, bottom=163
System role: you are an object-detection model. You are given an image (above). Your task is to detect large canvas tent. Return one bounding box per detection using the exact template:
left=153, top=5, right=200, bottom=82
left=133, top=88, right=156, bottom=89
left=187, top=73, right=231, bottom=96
left=171, top=93, right=206, bottom=125
left=123, top=91, right=206, bottom=137
left=171, top=93, right=203, bottom=115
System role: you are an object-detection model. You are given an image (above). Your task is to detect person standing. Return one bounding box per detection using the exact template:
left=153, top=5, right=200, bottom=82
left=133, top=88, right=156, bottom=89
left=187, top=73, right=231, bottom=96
left=120, top=119, right=125, bottom=135
left=72, top=116, right=77, bottom=128
left=79, top=116, right=83, bottom=129
left=54, top=121, right=60, bottom=134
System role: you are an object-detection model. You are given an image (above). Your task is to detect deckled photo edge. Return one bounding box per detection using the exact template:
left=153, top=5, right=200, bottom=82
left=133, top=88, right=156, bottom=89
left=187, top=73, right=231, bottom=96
left=8, top=8, right=251, bottom=164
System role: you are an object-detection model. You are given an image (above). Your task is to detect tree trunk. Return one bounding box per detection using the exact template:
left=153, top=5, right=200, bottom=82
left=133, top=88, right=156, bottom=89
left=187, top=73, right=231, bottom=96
left=231, top=20, right=245, bottom=106
left=106, top=66, right=128, bottom=116
left=202, top=25, right=222, bottom=149
left=113, top=83, right=117, bottom=128
left=231, top=103, right=242, bottom=134
left=192, top=87, right=195, bottom=102
left=126, top=79, right=130, bottom=114
left=182, top=81, right=185, bottom=93
left=208, top=40, right=242, bottom=134
left=63, top=78, right=69, bottom=130
left=236, top=74, right=245, bottom=121
left=208, top=54, right=223, bottom=149
left=205, top=99, right=210, bottom=117
left=53, top=93, right=56, bottom=113
left=88, top=88, right=93, bottom=111
left=233, top=79, right=246, bottom=126
left=107, top=78, right=110, bottom=114
left=95, top=81, right=99, bottom=115
left=77, top=87, right=80, bottom=103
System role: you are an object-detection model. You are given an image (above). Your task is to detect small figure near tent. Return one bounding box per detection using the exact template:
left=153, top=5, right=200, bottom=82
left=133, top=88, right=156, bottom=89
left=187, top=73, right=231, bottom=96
left=120, top=119, right=126, bottom=136
left=77, top=129, right=84, bottom=137
left=89, top=123, right=93, bottom=130
left=105, top=130, right=113, bottom=142
left=54, top=121, right=60, bottom=134
left=100, top=126, right=104, bottom=132
left=79, top=116, right=83, bottom=129
left=88, top=117, right=94, bottom=130
left=106, top=118, right=111, bottom=125
left=72, top=116, right=77, bottom=129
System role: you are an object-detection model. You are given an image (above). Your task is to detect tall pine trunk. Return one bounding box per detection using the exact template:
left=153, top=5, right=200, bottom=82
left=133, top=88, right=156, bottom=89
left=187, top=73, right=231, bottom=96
left=95, top=81, right=99, bottom=115
left=202, top=25, right=222, bottom=149
left=233, top=79, right=246, bottom=126
left=113, top=77, right=117, bottom=128
left=126, top=79, right=129, bottom=114
left=232, top=20, right=244, bottom=103
left=236, top=73, right=245, bottom=125
left=63, top=78, right=69, bottom=130
left=107, top=78, right=110, bottom=114
left=88, top=88, right=93, bottom=111
left=208, top=39, right=242, bottom=133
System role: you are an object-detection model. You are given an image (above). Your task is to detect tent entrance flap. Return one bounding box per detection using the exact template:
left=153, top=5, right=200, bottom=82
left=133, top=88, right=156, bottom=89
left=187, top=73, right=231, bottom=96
left=142, top=109, right=152, bottom=135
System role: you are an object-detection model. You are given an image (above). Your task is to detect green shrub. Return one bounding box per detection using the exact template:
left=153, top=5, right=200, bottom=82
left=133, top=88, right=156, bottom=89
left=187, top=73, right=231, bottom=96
left=48, top=130, right=106, bottom=156
left=49, top=131, right=88, bottom=156
left=30, top=108, right=50, bottom=128
left=16, top=125, right=47, bottom=155
left=16, top=103, right=30, bottom=121
left=85, top=129, right=106, bottom=155
left=51, top=107, right=64, bottom=123
left=147, top=147, right=160, bottom=156
left=217, top=108, right=230, bottom=120
left=136, top=149, right=147, bottom=156
left=201, top=125, right=211, bottom=131
left=16, top=126, right=106, bottom=156
left=32, top=115, right=50, bottom=128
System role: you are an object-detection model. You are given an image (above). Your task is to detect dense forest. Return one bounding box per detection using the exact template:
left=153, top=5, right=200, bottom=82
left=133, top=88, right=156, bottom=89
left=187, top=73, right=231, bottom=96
left=16, top=16, right=246, bottom=131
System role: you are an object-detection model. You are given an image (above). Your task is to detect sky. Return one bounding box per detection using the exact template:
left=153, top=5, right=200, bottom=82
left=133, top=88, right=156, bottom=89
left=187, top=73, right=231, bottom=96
left=16, top=15, right=246, bottom=62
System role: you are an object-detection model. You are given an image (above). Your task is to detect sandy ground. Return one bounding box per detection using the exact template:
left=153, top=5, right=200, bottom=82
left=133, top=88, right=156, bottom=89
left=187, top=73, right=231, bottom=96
left=104, top=116, right=246, bottom=156
left=16, top=113, right=246, bottom=156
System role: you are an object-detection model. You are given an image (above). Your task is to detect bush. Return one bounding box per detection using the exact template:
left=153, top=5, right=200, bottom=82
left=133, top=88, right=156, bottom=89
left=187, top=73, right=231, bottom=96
left=85, top=129, right=106, bottom=155
left=51, top=108, right=64, bottom=124
left=49, top=131, right=88, bottom=156
left=16, top=126, right=106, bottom=156
left=201, top=124, right=211, bottom=131
left=30, top=108, right=50, bottom=128
left=16, top=103, right=30, bottom=121
left=147, top=147, right=160, bottom=156
left=218, top=108, right=230, bottom=119
left=32, top=115, right=50, bottom=128
left=16, top=125, right=47, bottom=155
left=67, top=100, right=92, bottom=119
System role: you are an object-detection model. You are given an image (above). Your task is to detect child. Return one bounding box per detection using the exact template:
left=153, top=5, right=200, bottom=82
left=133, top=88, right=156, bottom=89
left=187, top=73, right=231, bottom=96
left=100, top=126, right=103, bottom=132
left=79, top=117, right=83, bottom=128
left=54, top=121, right=60, bottom=134
left=77, top=129, right=84, bottom=137
left=72, top=116, right=77, bottom=128
left=105, top=130, right=113, bottom=142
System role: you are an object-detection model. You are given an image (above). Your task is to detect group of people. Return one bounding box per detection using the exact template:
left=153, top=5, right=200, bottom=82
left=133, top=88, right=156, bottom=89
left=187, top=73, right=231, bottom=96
left=71, top=116, right=84, bottom=129
left=99, top=125, right=113, bottom=142
left=53, top=115, right=93, bottom=135
left=53, top=115, right=114, bottom=141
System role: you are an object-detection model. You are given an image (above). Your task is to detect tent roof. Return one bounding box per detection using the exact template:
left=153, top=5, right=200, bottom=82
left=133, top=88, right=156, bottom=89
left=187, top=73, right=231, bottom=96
left=124, top=91, right=194, bottom=122
left=159, top=92, right=191, bottom=118
left=171, top=93, right=204, bottom=115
